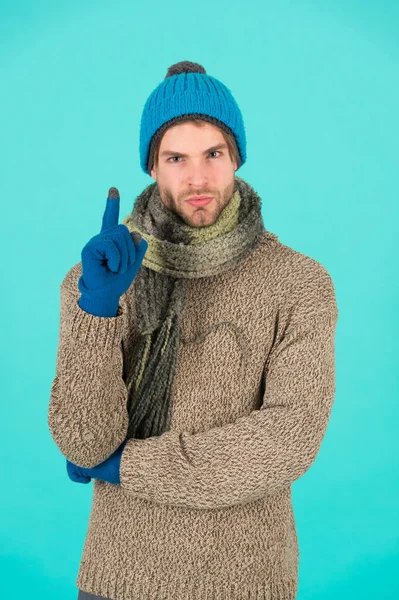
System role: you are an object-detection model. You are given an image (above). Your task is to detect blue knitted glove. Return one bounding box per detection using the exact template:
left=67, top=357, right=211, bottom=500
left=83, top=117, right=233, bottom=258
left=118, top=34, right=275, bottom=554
left=78, top=187, right=148, bottom=317
left=66, top=440, right=127, bottom=485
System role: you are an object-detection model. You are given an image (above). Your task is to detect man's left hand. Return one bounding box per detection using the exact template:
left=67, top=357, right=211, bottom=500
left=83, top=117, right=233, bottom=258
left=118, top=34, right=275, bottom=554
left=66, top=440, right=127, bottom=485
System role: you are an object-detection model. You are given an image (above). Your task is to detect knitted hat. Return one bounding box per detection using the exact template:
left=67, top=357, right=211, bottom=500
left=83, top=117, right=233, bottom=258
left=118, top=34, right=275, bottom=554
left=139, top=60, right=247, bottom=175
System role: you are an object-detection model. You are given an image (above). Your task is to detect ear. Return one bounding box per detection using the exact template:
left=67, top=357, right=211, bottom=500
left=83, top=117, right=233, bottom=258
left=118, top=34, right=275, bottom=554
left=150, top=168, right=157, bottom=181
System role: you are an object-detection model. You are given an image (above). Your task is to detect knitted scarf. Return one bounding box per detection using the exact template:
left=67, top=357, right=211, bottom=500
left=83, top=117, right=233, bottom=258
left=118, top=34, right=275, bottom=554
left=121, top=175, right=266, bottom=440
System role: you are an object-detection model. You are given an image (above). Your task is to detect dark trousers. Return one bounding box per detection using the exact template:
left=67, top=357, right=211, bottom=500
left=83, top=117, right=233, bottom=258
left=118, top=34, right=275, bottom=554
left=78, top=591, right=111, bottom=600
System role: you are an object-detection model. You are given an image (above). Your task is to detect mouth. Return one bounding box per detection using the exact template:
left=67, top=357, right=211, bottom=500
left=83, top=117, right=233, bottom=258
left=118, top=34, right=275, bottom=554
left=186, top=196, right=214, bottom=207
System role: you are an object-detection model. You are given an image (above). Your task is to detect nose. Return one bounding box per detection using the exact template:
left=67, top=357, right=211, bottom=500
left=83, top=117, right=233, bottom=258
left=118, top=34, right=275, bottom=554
left=186, top=161, right=209, bottom=188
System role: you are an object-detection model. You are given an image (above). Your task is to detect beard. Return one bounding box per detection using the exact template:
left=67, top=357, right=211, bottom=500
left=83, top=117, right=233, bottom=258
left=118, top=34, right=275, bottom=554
left=157, top=177, right=236, bottom=228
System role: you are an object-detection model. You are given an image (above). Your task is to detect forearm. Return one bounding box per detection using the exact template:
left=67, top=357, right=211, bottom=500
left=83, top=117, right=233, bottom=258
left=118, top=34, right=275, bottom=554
left=48, top=267, right=129, bottom=467
left=119, top=308, right=337, bottom=510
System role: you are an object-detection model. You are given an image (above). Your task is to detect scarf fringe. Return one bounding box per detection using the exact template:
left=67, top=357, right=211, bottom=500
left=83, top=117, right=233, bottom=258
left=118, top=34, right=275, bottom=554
left=126, top=311, right=180, bottom=440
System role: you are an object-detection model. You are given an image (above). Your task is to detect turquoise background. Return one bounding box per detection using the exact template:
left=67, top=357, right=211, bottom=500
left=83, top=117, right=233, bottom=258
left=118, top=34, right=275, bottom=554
left=0, top=0, right=398, bottom=598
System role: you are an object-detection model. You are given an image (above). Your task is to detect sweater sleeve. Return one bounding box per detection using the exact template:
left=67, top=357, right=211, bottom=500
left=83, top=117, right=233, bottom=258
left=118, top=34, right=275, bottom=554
left=119, top=263, right=338, bottom=510
left=47, top=262, right=129, bottom=468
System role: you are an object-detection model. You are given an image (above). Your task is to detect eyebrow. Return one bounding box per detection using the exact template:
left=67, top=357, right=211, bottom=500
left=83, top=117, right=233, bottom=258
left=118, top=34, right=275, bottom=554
left=160, top=143, right=228, bottom=158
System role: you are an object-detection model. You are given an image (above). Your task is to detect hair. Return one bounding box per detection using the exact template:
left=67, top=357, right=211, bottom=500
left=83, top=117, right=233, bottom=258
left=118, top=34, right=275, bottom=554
left=150, top=118, right=241, bottom=172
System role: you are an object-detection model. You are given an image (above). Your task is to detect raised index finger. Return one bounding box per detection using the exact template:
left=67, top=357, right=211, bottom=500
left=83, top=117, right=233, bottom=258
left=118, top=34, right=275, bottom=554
left=101, top=187, right=120, bottom=232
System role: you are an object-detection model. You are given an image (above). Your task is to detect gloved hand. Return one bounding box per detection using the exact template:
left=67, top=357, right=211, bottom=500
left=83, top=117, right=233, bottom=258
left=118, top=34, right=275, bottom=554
left=78, top=187, right=148, bottom=317
left=66, top=440, right=127, bottom=485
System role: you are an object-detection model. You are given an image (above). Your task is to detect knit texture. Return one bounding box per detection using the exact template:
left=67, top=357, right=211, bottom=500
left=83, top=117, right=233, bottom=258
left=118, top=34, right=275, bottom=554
left=48, top=218, right=338, bottom=600
left=139, top=65, right=246, bottom=174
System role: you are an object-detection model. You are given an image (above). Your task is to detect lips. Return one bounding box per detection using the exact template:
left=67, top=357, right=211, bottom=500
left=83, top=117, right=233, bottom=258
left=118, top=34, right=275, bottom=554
left=187, top=195, right=212, bottom=201
left=187, top=196, right=213, bottom=207
left=187, top=199, right=213, bottom=207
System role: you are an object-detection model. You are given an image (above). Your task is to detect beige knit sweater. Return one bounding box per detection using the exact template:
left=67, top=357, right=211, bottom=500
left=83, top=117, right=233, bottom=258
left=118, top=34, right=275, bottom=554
left=48, top=228, right=338, bottom=600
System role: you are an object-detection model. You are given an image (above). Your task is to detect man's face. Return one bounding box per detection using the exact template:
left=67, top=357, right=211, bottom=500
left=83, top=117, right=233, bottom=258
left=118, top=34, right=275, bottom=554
left=150, top=121, right=238, bottom=228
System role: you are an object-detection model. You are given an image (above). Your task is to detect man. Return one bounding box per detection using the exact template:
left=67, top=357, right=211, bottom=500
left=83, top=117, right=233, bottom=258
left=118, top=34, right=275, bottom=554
left=48, top=60, right=338, bottom=600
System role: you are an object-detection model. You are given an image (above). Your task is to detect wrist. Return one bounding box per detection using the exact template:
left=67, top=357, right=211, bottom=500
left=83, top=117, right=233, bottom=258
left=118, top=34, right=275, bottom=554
left=78, top=293, right=120, bottom=318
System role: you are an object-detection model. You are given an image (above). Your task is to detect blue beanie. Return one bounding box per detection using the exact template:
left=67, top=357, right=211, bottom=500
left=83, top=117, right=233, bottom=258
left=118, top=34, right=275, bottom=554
left=139, top=61, right=247, bottom=175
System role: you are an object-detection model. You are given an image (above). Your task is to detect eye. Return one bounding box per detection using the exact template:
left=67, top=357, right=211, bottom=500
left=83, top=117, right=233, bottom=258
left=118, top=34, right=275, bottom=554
left=167, top=151, right=221, bottom=163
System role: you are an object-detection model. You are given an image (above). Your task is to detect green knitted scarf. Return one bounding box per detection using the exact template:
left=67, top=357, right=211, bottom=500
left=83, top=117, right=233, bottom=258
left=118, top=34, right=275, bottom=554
left=121, top=175, right=266, bottom=440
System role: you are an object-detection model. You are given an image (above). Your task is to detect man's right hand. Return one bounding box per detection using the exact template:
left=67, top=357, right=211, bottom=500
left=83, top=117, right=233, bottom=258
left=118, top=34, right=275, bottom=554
left=77, top=187, right=148, bottom=317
